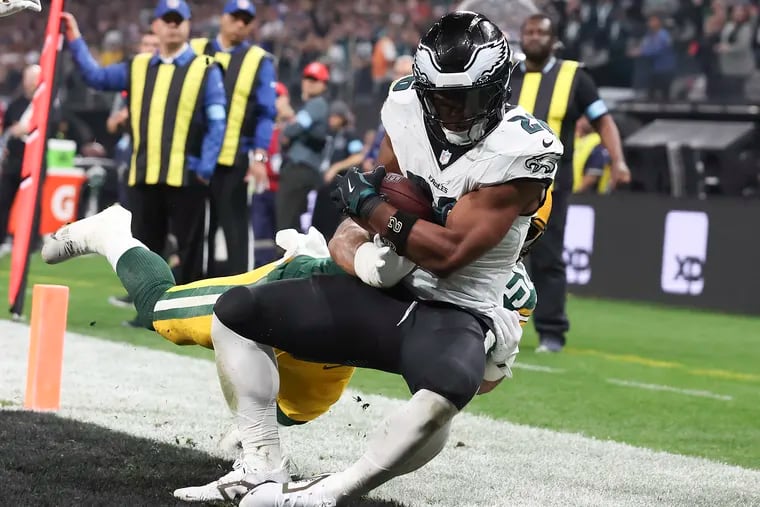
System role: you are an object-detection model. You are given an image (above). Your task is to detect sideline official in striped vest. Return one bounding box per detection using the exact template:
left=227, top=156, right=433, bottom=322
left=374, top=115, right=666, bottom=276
left=510, top=13, right=631, bottom=353
left=62, top=0, right=227, bottom=285
left=190, top=0, right=276, bottom=276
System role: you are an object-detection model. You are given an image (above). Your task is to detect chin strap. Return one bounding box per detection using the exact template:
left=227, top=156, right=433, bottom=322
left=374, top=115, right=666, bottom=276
left=441, top=118, right=489, bottom=146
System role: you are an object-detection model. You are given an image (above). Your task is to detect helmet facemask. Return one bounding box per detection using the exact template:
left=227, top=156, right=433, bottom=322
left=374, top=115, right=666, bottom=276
left=415, top=67, right=511, bottom=147
left=412, top=11, right=513, bottom=149
left=519, top=217, right=545, bottom=260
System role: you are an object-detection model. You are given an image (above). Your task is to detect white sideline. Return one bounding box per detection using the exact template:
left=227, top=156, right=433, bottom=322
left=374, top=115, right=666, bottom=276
left=1, top=321, right=758, bottom=507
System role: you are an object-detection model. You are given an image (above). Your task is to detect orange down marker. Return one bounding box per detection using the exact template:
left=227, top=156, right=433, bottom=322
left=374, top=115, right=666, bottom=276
left=24, top=284, right=69, bottom=411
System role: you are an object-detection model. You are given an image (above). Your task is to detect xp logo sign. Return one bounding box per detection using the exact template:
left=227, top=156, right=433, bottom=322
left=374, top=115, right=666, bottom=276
left=661, top=211, right=709, bottom=296
left=563, top=205, right=595, bottom=285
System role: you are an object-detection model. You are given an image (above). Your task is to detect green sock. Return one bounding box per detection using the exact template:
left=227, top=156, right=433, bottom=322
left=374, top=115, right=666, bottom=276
left=115, top=247, right=176, bottom=328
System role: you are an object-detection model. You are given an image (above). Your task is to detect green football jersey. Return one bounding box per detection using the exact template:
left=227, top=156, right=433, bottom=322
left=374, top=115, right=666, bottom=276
left=503, top=261, right=537, bottom=326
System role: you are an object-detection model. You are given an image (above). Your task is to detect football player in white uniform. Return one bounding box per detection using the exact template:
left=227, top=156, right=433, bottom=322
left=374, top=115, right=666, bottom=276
left=0, top=0, right=40, bottom=17
left=206, top=11, right=562, bottom=506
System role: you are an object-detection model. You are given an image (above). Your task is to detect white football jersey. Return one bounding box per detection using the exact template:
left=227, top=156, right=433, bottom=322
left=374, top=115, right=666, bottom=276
left=381, top=78, right=563, bottom=315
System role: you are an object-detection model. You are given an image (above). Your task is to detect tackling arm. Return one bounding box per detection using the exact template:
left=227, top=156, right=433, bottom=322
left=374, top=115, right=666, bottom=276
left=329, top=219, right=415, bottom=287
left=328, top=220, right=370, bottom=276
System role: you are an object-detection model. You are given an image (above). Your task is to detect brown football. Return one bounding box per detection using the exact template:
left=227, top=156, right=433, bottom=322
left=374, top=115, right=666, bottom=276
left=379, top=173, right=434, bottom=221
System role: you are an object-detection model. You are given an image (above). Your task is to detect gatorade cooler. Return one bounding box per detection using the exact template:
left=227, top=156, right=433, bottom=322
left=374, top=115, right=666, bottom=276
left=8, top=139, right=86, bottom=236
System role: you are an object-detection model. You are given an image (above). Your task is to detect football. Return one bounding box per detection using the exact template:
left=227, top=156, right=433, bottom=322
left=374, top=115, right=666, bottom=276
left=380, top=173, right=434, bottom=221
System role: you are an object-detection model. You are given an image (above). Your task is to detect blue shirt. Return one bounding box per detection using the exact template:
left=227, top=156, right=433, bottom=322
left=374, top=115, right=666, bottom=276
left=584, top=145, right=610, bottom=176
left=68, top=38, right=227, bottom=180
left=210, top=38, right=276, bottom=154
left=639, top=29, right=676, bottom=73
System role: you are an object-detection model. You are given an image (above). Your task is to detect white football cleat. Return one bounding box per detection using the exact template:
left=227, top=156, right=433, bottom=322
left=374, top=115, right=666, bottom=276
left=240, top=474, right=338, bottom=507
left=0, top=0, right=42, bottom=18
left=41, top=205, right=132, bottom=264
left=173, top=456, right=291, bottom=503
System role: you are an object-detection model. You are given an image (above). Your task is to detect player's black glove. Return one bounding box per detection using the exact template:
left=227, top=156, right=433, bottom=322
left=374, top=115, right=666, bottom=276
left=330, top=166, right=386, bottom=219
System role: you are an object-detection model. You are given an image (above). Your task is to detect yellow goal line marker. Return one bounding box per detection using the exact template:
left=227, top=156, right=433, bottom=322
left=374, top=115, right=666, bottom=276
left=566, top=348, right=760, bottom=383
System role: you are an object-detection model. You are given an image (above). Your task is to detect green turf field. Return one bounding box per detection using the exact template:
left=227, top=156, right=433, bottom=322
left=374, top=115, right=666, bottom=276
left=1, top=254, right=758, bottom=469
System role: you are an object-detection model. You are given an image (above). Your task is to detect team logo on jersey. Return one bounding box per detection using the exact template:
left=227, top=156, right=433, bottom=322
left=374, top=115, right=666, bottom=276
left=563, top=205, right=595, bottom=285
left=661, top=211, right=708, bottom=295
left=524, top=153, right=558, bottom=175
left=427, top=175, right=449, bottom=194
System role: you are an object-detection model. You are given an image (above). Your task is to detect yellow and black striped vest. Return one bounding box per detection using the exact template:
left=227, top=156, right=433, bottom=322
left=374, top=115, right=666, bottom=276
left=128, top=52, right=214, bottom=187
left=190, top=38, right=268, bottom=166
left=573, top=132, right=611, bottom=193
left=511, top=59, right=580, bottom=163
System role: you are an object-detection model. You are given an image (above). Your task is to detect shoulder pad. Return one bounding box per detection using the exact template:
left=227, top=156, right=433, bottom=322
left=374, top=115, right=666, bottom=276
left=494, top=106, right=564, bottom=156
left=470, top=107, right=563, bottom=186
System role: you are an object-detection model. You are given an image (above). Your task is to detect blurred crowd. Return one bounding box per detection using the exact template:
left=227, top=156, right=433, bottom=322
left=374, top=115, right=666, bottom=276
left=557, top=0, right=760, bottom=102
left=0, top=0, right=455, bottom=104
left=3, top=1, right=760, bottom=104
left=1, top=0, right=759, bottom=215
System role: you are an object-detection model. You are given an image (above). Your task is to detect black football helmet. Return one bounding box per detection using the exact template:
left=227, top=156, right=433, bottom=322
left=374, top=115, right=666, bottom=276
left=413, top=11, right=513, bottom=147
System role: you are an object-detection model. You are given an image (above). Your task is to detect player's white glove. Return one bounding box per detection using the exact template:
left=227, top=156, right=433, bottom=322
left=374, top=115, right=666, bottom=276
left=0, top=0, right=41, bottom=17
left=354, top=234, right=415, bottom=288
left=275, top=226, right=330, bottom=262
left=484, top=308, right=523, bottom=380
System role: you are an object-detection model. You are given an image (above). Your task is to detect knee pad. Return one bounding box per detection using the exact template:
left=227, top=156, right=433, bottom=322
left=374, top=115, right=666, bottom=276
left=214, top=285, right=260, bottom=336
left=417, top=355, right=485, bottom=410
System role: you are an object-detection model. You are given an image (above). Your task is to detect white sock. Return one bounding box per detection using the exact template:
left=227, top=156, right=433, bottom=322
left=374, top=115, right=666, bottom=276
left=323, top=389, right=458, bottom=497
left=104, top=237, right=146, bottom=271
left=211, top=314, right=282, bottom=471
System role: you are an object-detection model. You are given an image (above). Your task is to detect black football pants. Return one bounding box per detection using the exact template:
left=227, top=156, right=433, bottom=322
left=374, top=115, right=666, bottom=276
left=214, top=274, right=488, bottom=410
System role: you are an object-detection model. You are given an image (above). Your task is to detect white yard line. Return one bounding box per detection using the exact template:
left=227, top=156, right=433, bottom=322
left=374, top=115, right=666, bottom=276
left=606, top=378, right=733, bottom=401
left=1, top=321, right=758, bottom=507
left=511, top=362, right=564, bottom=373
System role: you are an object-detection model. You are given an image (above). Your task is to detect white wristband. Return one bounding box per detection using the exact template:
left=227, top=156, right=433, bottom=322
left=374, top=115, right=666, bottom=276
left=354, top=242, right=383, bottom=287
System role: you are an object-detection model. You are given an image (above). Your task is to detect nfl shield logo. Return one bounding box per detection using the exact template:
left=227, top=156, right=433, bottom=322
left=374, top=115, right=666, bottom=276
left=439, top=150, right=451, bottom=165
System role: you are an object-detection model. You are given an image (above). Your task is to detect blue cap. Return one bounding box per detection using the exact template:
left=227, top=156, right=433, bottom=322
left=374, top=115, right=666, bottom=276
left=223, top=0, right=255, bottom=17
left=154, top=0, right=192, bottom=20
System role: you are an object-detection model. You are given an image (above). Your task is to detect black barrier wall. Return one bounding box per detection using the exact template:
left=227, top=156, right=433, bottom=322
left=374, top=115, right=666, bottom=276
left=561, top=193, right=760, bottom=315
